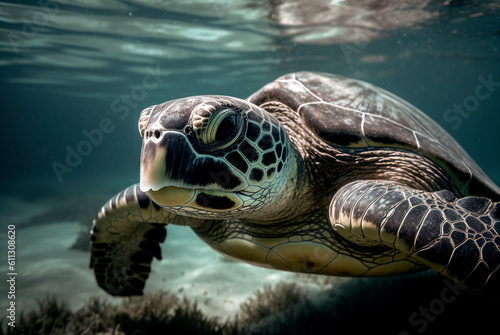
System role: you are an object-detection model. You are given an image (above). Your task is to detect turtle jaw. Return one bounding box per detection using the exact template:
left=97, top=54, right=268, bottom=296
left=139, top=129, right=249, bottom=214
left=146, top=186, right=196, bottom=207
left=147, top=186, right=244, bottom=212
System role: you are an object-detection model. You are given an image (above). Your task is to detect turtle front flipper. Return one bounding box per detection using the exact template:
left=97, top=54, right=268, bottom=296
left=330, top=180, right=500, bottom=292
left=90, top=184, right=171, bottom=296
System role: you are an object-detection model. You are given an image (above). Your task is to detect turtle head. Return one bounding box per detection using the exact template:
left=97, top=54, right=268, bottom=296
left=138, top=95, right=294, bottom=219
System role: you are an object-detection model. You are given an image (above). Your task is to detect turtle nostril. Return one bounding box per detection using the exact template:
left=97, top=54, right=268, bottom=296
left=145, top=128, right=163, bottom=141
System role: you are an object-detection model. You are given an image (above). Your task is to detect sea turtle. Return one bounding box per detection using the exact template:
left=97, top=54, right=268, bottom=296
left=90, top=72, right=500, bottom=296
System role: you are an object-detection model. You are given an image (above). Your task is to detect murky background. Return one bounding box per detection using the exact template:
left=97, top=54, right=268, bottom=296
left=0, top=0, right=499, bottom=333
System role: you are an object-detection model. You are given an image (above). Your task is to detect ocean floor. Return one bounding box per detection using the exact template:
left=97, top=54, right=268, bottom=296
left=0, top=201, right=301, bottom=320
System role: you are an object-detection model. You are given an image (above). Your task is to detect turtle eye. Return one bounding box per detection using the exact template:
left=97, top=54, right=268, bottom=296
left=215, top=113, right=237, bottom=142
left=194, top=108, right=243, bottom=151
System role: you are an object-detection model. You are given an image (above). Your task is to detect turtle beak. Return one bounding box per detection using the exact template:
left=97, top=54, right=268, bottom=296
left=140, top=128, right=247, bottom=199
left=140, top=126, right=169, bottom=193
left=141, top=128, right=209, bottom=193
left=140, top=129, right=198, bottom=207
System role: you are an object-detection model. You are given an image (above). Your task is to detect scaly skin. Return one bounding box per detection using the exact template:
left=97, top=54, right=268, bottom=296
left=330, top=180, right=500, bottom=291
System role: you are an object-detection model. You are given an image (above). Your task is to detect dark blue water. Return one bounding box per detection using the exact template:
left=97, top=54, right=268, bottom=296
left=0, top=0, right=499, bottom=333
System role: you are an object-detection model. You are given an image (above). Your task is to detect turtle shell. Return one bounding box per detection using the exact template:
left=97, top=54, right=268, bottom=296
left=249, top=72, right=500, bottom=200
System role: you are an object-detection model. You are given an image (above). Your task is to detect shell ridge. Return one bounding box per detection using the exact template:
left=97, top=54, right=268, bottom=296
left=360, top=113, right=369, bottom=147
left=413, top=131, right=421, bottom=151
left=291, top=77, right=325, bottom=103
left=380, top=89, right=439, bottom=141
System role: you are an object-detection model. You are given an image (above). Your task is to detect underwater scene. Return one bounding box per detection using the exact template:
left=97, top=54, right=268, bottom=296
left=1, top=0, right=500, bottom=334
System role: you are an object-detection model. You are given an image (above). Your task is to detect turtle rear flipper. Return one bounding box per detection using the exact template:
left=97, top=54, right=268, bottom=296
left=330, top=180, right=500, bottom=291
left=90, top=184, right=168, bottom=296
